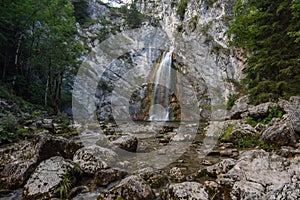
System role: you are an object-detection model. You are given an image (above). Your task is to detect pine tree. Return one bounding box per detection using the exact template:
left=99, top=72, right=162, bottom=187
left=230, top=0, right=300, bottom=104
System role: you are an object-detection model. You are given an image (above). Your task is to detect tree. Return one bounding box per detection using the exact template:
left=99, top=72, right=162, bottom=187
left=126, top=2, right=143, bottom=28
left=0, top=0, right=85, bottom=113
left=230, top=0, right=300, bottom=104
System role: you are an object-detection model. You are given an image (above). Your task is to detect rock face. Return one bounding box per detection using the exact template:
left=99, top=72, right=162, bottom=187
left=98, top=175, right=155, bottom=200
left=23, top=156, right=79, bottom=199
left=73, top=145, right=118, bottom=174
left=163, top=182, right=209, bottom=200
left=0, top=133, right=82, bottom=189
left=220, top=150, right=300, bottom=199
left=73, top=0, right=242, bottom=122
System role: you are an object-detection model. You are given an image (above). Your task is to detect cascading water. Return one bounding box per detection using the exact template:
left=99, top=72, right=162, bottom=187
left=149, top=47, right=173, bottom=121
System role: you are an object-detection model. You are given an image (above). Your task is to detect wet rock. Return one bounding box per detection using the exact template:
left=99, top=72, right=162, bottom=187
left=220, top=150, right=300, bottom=199
left=206, top=158, right=236, bottom=177
left=110, top=134, right=138, bottom=152
left=261, top=121, right=298, bottom=147
left=230, top=96, right=249, bottom=119
left=169, top=167, right=186, bottom=182
left=98, top=175, right=155, bottom=200
left=163, top=182, right=209, bottom=200
left=73, top=145, right=119, bottom=174
left=94, top=168, right=127, bottom=186
left=33, top=132, right=82, bottom=161
left=68, top=185, right=90, bottom=199
left=23, top=156, right=79, bottom=199
left=248, top=102, right=277, bottom=119
left=138, top=167, right=168, bottom=188
left=0, top=133, right=82, bottom=189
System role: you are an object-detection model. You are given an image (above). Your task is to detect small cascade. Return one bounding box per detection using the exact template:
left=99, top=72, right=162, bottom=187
left=149, top=47, right=173, bottom=121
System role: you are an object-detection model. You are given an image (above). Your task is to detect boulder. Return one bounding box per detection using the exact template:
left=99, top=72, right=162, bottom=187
left=261, top=121, right=298, bottom=146
left=138, top=167, right=168, bottom=188
left=248, top=102, right=277, bottom=119
left=110, top=134, right=138, bottom=152
left=220, top=150, right=300, bottom=199
left=163, top=182, right=209, bottom=200
left=206, top=158, right=236, bottom=177
left=261, top=181, right=300, bottom=200
left=73, top=145, right=118, bottom=174
left=168, top=167, right=186, bottom=182
left=0, top=133, right=82, bottom=189
left=98, top=175, right=155, bottom=200
left=231, top=123, right=258, bottom=139
left=94, top=168, right=127, bottom=186
left=230, top=180, right=264, bottom=200
left=23, top=156, right=79, bottom=199
left=230, top=96, right=249, bottom=119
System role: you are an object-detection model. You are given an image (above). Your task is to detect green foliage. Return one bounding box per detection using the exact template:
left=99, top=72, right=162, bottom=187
left=72, top=0, right=91, bottom=26
left=226, top=93, right=238, bottom=110
left=246, top=106, right=284, bottom=127
left=230, top=0, right=300, bottom=104
left=235, top=137, right=275, bottom=151
left=177, top=0, right=188, bottom=21
left=0, top=0, right=86, bottom=112
left=220, top=124, right=234, bottom=141
left=125, top=2, right=143, bottom=28
left=59, top=173, right=71, bottom=199
left=0, top=114, right=17, bottom=144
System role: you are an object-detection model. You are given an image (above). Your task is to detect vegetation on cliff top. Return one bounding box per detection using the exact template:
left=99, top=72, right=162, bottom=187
left=230, top=0, right=300, bottom=105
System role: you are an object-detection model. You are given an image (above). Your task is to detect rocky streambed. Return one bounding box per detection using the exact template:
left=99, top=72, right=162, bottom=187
left=1, top=96, right=300, bottom=200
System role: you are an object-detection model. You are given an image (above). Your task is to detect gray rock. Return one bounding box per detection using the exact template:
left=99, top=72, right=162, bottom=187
left=110, top=134, right=138, bottom=152
left=164, top=182, right=209, bottom=200
left=169, top=167, right=186, bottom=182
left=138, top=167, right=168, bottom=188
left=73, top=145, right=118, bottom=174
left=94, top=168, right=127, bottom=186
left=98, top=175, right=155, bottom=200
left=261, top=181, right=300, bottom=200
left=231, top=123, right=258, bottom=139
left=220, top=149, right=239, bottom=157
left=23, top=156, right=78, bottom=199
left=261, top=121, right=298, bottom=146
left=220, top=150, right=300, bottom=199
left=248, top=102, right=277, bottom=119
left=230, top=180, right=264, bottom=200
left=0, top=133, right=82, bottom=189
left=230, top=96, right=249, bottom=119
left=206, top=158, right=236, bottom=177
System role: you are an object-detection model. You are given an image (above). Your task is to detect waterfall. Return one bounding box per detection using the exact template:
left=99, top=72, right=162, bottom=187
left=149, top=47, right=173, bottom=121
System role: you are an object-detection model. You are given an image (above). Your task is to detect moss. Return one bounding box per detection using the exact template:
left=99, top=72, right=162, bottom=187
left=220, top=124, right=233, bottom=141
